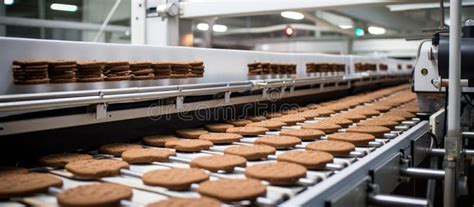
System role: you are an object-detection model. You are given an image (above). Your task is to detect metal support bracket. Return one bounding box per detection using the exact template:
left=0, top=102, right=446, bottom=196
left=224, top=91, right=231, bottom=104
left=176, top=96, right=184, bottom=110
left=371, top=153, right=401, bottom=194
left=280, top=86, right=286, bottom=98
left=262, top=88, right=268, bottom=99
left=96, top=103, right=108, bottom=119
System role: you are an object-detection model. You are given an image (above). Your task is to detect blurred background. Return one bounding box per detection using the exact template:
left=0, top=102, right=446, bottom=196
left=1, top=0, right=473, bottom=58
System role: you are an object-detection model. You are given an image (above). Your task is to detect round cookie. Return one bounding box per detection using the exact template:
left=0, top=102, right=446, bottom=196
left=248, top=116, right=266, bottom=122
left=373, top=115, right=406, bottom=123
left=176, top=128, right=209, bottom=139
left=65, top=159, right=129, bottom=179
left=197, top=179, right=266, bottom=202
left=277, top=150, right=334, bottom=169
left=306, top=103, right=319, bottom=109
left=190, top=154, right=246, bottom=172
left=310, top=108, right=335, bottom=117
left=204, top=123, right=234, bottom=132
left=324, top=103, right=350, bottom=112
left=265, top=112, right=283, bottom=118
left=350, top=108, right=380, bottom=117
left=279, top=129, right=325, bottom=141
left=143, top=135, right=179, bottom=147
left=99, top=143, right=142, bottom=156
left=298, top=110, right=320, bottom=119
left=226, top=119, right=253, bottom=127
left=246, top=120, right=286, bottom=130
left=281, top=108, right=300, bottom=115
left=0, top=173, right=63, bottom=199
left=327, top=132, right=375, bottom=146
left=39, top=153, right=93, bottom=167
left=0, top=166, right=28, bottom=177
left=57, top=183, right=132, bottom=207
left=301, top=122, right=342, bottom=133
left=121, top=148, right=176, bottom=164
left=271, top=115, right=306, bottom=125
left=358, top=119, right=398, bottom=129
left=255, top=135, right=301, bottom=149
left=147, top=197, right=222, bottom=207
left=333, top=113, right=367, bottom=122
left=224, top=145, right=276, bottom=160
left=319, top=117, right=353, bottom=128
left=346, top=125, right=391, bottom=137
left=305, top=140, right=355, bottom=156
left=226, top=126, right=268, bottom=136
left=384, top=109, right=416, bottom=119
left=165, top=139, right=213, bottom=152
left=198, top=133, right=242, bottom=144
left=369, top=104, right=392, bottom=112
left=142, top=168, right=209, bottom=190
left=245, top=162, right=307, bottom=185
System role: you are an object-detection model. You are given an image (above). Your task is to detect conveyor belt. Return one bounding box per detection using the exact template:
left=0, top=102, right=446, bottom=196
left=0, top=85, right=428, bottom=206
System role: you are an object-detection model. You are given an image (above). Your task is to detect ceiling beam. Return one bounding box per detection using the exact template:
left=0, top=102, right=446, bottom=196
left=179, top=0, right=429, bottom=19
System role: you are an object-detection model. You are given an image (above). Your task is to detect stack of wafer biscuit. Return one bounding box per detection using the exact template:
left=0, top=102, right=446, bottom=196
left=48, top=60, right=77, bottom=83
left=270, top=63, right=280, bottom=74
left=275, top=63, right=288, bottom=74
left=287, top=64, right=297, bottom=74
left=170, top=62, right=191, bottom=79
left=334, top=64, right=345, bottom=73
left=151, top=62, right=172, bottom=79
left=261, top=62, right=271, bottom=74
left=355, top=63, right=376, bottom=72
left=104, top=61, right=131, bottom=81
left=76, top=61, right=105, bottom=82
left=306, top=63, right=315, bottom=73
left=12, top=60, right=49, bottom=84
left=248, top=62, right=262, bottom=75
left=306, top=63, right=345, bottom=75
left=130, top=61, right=154, bottom=80
left=248, top=62, right=296, bottom=75
left=188, top=61, right=205, bottom=77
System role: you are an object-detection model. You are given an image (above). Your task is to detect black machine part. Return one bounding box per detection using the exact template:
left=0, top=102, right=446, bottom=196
left=438, top=25, right=474, bottom=87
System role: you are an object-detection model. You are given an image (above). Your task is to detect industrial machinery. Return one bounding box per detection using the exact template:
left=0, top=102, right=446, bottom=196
left=0, top=36, right=439, bottom=206
left=412, top=0, right=474, bottom=206
left=0, top=2, right=472, bottom=206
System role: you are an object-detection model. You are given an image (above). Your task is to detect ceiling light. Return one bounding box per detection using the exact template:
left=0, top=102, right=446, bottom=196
left=355, top=27, right=365, bottom=37
left=284, top=26, right=294, bottom=37
left=212, top=24, right=227, bottom=32
left=196, top=23, right=209, bottom=31
left=281, top=11, right=304, bottom=20
left=339, top=25, right=353, bottom=29
left=368, top=26, right=386, bottom=35
left=50, top=3, right=78, bottom=12
left=4, top=0, right=14, bottom=5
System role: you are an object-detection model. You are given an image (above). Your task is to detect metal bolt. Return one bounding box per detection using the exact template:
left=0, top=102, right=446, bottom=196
left=421, top=68, right=428, bottom=76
